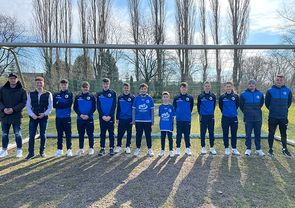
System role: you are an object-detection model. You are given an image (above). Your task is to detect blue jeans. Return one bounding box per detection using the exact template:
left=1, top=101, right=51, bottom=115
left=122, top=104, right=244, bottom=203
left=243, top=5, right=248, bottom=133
left=28, top=118, right=48, bottom=155
left=245, top=121, right=262, bottom=150
left=2, top=122, right=23, bottom=149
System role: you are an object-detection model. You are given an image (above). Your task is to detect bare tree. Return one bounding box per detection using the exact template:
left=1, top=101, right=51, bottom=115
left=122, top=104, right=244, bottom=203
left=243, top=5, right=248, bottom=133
left=175, top=0, right=196, bottom=82
left=209, top=0, right=222, bottom=95
left=228, top=0, right=250, bottom=90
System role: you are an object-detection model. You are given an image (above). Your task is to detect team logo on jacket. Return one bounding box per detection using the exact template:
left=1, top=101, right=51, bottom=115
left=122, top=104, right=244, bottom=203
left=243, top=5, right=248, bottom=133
left=146, top=100, right=150, bottom=104
left=87, top=96, right=90, bottom=100
left=65, top=94, right=69, bottom=99
left=161, top=112, right=170, bottom=119
left=128, top=98, right=131, bottom=101
left=283, top=91, right=287, bottom=95
left=108, top=93, right=112, bottom=97
left=209, top=97, right=213, bottom=100
left=168, top=108, right=172, bottom=113
left=256, top=95, right=260, bottom=99
left=138, top=104, right=148, bottom=111
left=231, top=97, right=235, bottom=101
left=186, top=97, right=189, bottom=101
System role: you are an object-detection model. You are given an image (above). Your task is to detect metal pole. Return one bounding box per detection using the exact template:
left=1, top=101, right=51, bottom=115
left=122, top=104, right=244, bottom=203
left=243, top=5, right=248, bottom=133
left=8, top=48, right=27, bottom=89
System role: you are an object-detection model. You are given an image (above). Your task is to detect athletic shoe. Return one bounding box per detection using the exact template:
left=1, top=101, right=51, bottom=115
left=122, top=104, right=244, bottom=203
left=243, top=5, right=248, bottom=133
left=245, top=149, right=251, bottom=156
left=185, top=148, right=192, bottom=156
left=210, top=147, right=217, bottom=155
left=134, top=148, right=140, bottom=156
left=114, top=146, right=121, bottom=153
left=66, top=149, right=73, bottom=157
left=0, top=149, right=8, bottom=158
left=201, top=147, right=207, bottom=155
left=225, top=148, right=230, bottom=156
left=159, top=150, right=164, bottom=157
left=98, top=148, right=106, bottom=156
left=76, top=149, right=85, bottom=156
left=25, top=153, right=35, bottom=160
left=89, top=148, right=94, bottom=155
left=148, top=149, right=154, bottom=157
left=16, top=149, right=23, bottom=158
left=169, top=150, right=174, bottom=158
left=256, top=149, right=265, bottom=156
left=282, top=148, right=292, bottom=157
left=125, top=147, right=131, bottom=154
left=40, top=152, right=46, bottom=158
left=54, top=149, right=63, bottom=158
left=110, top=148, right=115, bottom=156
left=232, top=149, right=240, bottom=156
left=175, top=148, right=181, bottom=156
left=268, top=149, right=274, bottom=157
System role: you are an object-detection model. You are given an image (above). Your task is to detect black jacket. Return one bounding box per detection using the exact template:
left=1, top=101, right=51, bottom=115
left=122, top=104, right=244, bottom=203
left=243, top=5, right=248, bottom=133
left=0, top=81, right=27, bottom=124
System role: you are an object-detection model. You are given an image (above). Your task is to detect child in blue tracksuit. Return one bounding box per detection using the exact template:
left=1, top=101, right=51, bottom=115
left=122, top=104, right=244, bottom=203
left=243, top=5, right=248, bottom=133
left=158, top=91, right=175, bottom=157
left=132, top=83, right=155, bottom=157
left=173, top=82, right=194, bottom=156
left=96, top=78, right=117, bottom=156
left=115, top=83, right=134, bottom=154
left=219, top=81, right=240, bottom=156
left=53, top=79, right=73, bottom=157
left=74, top=82, right=96, bottom=156
left=197, top=81, right=217, bottom=155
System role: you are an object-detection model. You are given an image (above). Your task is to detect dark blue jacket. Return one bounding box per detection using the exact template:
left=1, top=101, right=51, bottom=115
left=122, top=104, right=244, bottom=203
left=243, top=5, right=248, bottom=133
left=74, top=92, right=96, bottom=120
left=219, top=91, right=239, bottom=118
left=240, top=89, right=264, bottom=122
left=53, top=90, right=73, bottom=118
left=197, top=91, right=216, bottom=116
left=173, top=93, right=194, bottom=121
left=116, top=93, right=135, bottom=120
left=96, top=89, right=117, bottom=120
left=265, top=85, right=292, bottom=119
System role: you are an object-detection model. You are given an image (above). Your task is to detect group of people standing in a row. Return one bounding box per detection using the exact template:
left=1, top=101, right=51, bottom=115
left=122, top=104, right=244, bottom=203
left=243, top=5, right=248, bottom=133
left=0, top=73, right=293, bottom=160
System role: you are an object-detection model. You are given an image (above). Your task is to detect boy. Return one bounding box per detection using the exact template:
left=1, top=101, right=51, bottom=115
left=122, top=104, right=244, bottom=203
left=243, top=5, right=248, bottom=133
left=158, top=91, right=175, bottom=157
left=53, top=79, right=73, bottom=157
left=173, top=82, right=194, bottom=156
left=74, top=82, right=96, bottom=156
left=132, top=83, right=154, bottom=157
left=115, top=83, right=134, bottom=154
left=96, top=78, right=117, bottom=156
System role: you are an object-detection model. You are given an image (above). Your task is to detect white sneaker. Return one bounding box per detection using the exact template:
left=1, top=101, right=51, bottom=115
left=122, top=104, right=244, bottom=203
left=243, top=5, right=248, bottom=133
left=232, top=148, right=240, bottom=156
left=148, top=148, right=154, bottom=157
left=201, top=147, right=207, bottom=155
left=134, top=148, right=140, bottom=156
left=125, top=147, right=131, bottom=154
left=159, top=150, right=164, bottom=157
left=16, top=149, right=23, bottom=158
left=54, top=149, right=63, bottom=158
left=245, top=149, right=251, bottom=156
left=256, top=149, right=265, bottom=156
left=76, top=149, right=84, bottom=156
left=89, top=148, right=94, bottom=155
left=66, top=149, right=73, bottom=157
left=0, top=149, right=8, bottom=158
left=225, top=148, right=230, bottom=156
left=175, top=148, right=181, bottom=156
left=114, top=146, right=121, bottom=153
left=185, top=148, right=192, bottom=156
left=210, top=147, right=217, bottom=155
left=169, top=150, right=174, bottom=158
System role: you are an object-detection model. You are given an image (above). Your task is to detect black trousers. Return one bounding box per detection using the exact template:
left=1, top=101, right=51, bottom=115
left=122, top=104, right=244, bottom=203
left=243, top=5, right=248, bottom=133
left=176, top=121, right=191, bottom=148
left=77, top=119, right=94, bottom=149
left=222, top=116, right=238, bottom=149
left=135, top=122, right=152, bottom=149
left=99, top=119, right=115, bottom=149
left=268, top=117, right=288, bottom=150
left=56, top=117, right=72, bottom=150
left=200, top=115, right=215, bottom=148
left=161, top=131, right=173, bottom=151
left=117, top=118, right=132, bottom=147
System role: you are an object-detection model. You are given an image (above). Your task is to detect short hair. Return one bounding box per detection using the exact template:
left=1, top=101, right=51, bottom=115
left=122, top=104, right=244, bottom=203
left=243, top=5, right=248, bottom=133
left=204, top=81, right=211, bottom=85
left=180, top=82, right=188, bottom=87
left=276, top=74, right=284, bottom=78
left=225, top=81, right=233, bottom=86
left=162, top=91, right=170, bottom=96
left=81, top=81, right=90, bottom=88
left=60, top=79, right=68, bottom=84
left=102, top=78, right=110, bottom=83
left=139, top=83, right=148, bottom=89
left=123, top=82, right=130, bottom=87
left=35, top=76, right=44, bottom=82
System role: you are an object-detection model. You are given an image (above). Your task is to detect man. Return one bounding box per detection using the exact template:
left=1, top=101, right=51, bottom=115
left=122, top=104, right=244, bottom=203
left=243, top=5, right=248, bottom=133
left=96, top=78, right=117, bottom=156
left=197, top=81, right=217, bottom=155
left=240, top=80, right=265, bottom=156
left=0, top=73, right=27, bottom=158
left=219, top=82, right=240, bottom=156
left=53, top=79, right=73, bottom=157
left=173, top=82, right=194, bottom=156
left=74, top=81, right=96, bottom=156
left=265, top=75, right=293, bottom=157
left=115, top=83, right=134, bottom=154
left=26, top=76, right=53, bottom=160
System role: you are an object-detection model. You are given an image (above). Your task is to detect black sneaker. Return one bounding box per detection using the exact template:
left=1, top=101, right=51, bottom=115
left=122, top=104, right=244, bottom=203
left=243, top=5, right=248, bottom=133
left=282, top=148, right=292, bottom=157
left=110, top=148, right=115, bottom=156
left=98, top=148, right=106, bottom=156
left=25, top=154, right=35, bottom=160
left=268, top=149, right=274, bottom=157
